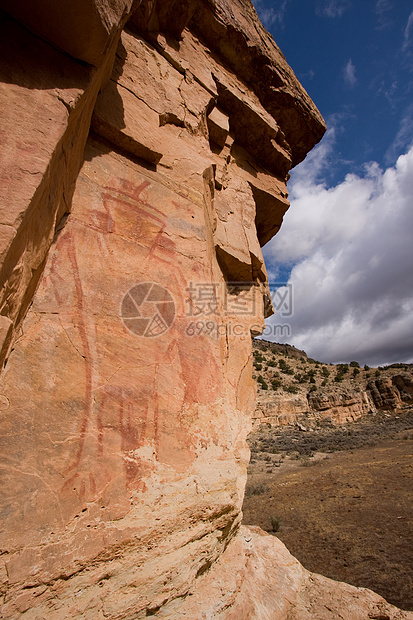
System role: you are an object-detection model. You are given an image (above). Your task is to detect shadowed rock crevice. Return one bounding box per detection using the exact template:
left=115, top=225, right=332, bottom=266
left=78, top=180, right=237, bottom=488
left=0, top=3, right=134, bottom=369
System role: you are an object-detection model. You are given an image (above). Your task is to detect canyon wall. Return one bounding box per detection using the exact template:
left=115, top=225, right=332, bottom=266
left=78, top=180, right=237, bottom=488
left=0, top=1, right=412, bottom=618
left=253, top=374, right=413, bottom=428
left=251, top=341, right=413, bottom=428
left=254, top=389, right=376, bottom=427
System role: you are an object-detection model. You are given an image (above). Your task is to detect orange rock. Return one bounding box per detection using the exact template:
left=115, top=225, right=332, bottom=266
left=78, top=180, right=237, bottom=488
left=0, top=0, right=135, bottom=66
left=2, top=1, right=405, bottom=619
left=174, top=526, right=413, bottom=619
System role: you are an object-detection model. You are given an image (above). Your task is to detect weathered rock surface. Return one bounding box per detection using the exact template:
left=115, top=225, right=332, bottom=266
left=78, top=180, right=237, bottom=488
left=368, top=374, right=413, bottom=411
left=309, top=389, right=376, bottom=422
left=167, top=526, right=413, bottom=619
left=0, top=3, right=136, bottom=371
left=0, top=0, right=409, bottom=618
left=254, top=388, right=375, bottom=427
left=0, top=0, right=136, bottom=66
left=252, top=340, right=413, bottom=428
left=258, top=387, right=376, bottom=427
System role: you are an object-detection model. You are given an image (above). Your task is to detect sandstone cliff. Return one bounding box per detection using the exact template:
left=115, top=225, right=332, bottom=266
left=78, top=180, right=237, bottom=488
left=252, top=339, right=413, bottom=427
left=0, top=1, right=411, bottom=618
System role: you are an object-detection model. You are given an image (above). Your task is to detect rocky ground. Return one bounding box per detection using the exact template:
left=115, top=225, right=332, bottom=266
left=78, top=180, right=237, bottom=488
left=244, top=345, right=413, bottom=611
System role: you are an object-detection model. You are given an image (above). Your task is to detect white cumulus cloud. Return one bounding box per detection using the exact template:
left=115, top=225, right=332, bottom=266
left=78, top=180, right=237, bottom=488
left=344, top=59, right=357, bottom=87
left=316, top=0, right=351, bottom=18
left=263, top=137, right=413, bottom=366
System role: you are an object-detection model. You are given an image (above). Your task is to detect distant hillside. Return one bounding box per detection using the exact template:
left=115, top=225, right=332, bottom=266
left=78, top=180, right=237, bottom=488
left=253, top=339, right=308, bottom=360
left=252, top=339, right=413, bottom=427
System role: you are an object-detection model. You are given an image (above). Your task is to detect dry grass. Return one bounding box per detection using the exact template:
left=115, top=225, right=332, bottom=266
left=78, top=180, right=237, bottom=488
left=243, top=412, right=413, bottom=611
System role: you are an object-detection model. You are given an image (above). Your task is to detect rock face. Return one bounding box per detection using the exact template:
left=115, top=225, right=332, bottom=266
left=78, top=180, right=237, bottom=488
left=254, top=389, right=375, bottom=427
left=1, top=1, right=410, bottom=618
left=0, top=0, right=136, bottom=66
left=309, top=390, right=376, bottom=423
left=0, top=2, right=135, bottom=372
left=368, top=374, right=413, bottom=411
left=170, top=526, right=413, bottom=619
left=253, top=377, right=413, bottom=428
left=251, top=340, right=413, bottom=428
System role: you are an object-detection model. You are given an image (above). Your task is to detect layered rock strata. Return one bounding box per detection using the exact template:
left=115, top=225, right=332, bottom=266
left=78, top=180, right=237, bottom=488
left=253, top=389, right=376, bottom=426
left=368, top=375, right=413, bottom=411
left=254, top=389, right=376, bottom=427
left=0, top=0, right=136, bottom=370
left=253, top=375, right=413, bottom=428
left=1, top=1, right=410, bottom=618
left=251, top=341, right=413, bottom=428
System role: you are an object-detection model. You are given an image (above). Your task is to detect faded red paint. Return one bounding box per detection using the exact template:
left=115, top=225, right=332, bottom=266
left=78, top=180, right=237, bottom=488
left=44, top=172, right=218, bottom=497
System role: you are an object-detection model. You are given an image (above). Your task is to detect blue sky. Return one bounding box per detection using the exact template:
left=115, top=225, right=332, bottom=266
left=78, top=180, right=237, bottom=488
left=253, top=0, right=413, bottom=365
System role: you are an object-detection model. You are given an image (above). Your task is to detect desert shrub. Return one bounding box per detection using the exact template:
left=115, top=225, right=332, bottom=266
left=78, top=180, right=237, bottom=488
left=279, top=359, right=294, bottom=375
left=322, top=367, right=330, bottom=377
left=375, top=370, right=380, bottom=377
left=257, top=375, right=268, bottom=390
left=295, top=373, right=307, bottom=383
left=245, top=481, right=269, bottom=497
left=353, top=367, right=360, bottom=376
left=337, top=363, right=349, bottom=374
left=269, top=515, right=281, bottom=532
left=321, top=378, right=328, bottom=386
left=334, top=374, right=343, bottom=383
left=271, top=379, right=282, bottom=390
left=350, top=361, right=360, bottom=368
left=267, top=359, right=277, bottom=367
left=309, top=376, right=316, bottom=384
left=364, top=364, right=370, bottom=371
left=253, top=362, right=262, bottom=371
left=300, top=455, right=317, bottom=467
left=286, top=385, right=298, bottom=394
